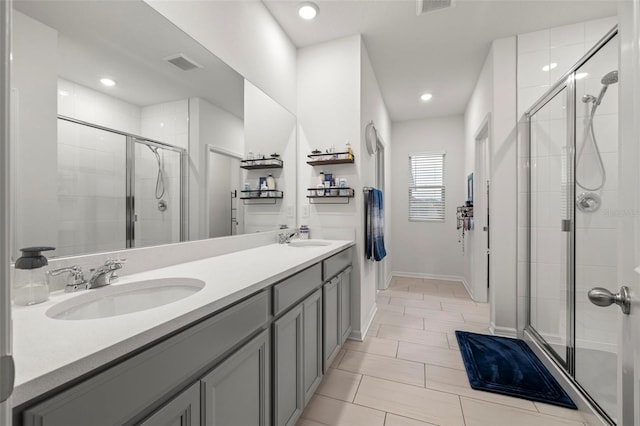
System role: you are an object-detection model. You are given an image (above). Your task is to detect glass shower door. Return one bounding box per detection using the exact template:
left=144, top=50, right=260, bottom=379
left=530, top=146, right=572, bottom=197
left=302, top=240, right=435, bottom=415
left=132, top=139, right=183, bottom=248
left=573, top=34, right=619, bottom=421
left=528, top=86, right=571, bottom=367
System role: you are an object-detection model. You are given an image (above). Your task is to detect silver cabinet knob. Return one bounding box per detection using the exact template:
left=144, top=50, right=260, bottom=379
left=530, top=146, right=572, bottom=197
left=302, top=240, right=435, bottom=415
left=588, top=286, right=630, bottom=314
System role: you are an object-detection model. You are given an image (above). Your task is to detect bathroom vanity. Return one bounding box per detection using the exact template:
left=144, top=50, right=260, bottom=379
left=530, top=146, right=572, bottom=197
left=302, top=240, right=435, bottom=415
left=11, top=240, right=354, bottom=426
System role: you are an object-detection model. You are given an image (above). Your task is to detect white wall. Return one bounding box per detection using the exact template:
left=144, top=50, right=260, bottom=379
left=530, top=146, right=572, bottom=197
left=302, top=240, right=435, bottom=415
left=141, top=100, right=189, bottom=150
left=188, top=97, right=244, bottom=240
left=243, top=81, right=297, bottom=233
left=360, top=39, right=392, bottom=330
left=297, top=35, right=363, bottom=331
left=298, top=35, right=391, bottom=339
left=391, top=116, right=465, bottom=281
left=58, top=78, right=141, bottom=135
left=463, top=36, right=518, bottom=337
left=463, top=48, right=493, bottom=302
left=145, top=0, right=297, bottom=114
left=11, top=11, right=59, bottom=259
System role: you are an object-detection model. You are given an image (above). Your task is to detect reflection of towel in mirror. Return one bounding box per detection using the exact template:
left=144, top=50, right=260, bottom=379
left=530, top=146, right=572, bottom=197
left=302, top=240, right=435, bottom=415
left=365, top=188, right=387, bottom=261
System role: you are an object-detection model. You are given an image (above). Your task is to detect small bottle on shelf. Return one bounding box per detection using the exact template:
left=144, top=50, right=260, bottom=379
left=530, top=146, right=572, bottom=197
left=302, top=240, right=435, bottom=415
left=346, top=141, right=353, bottom=160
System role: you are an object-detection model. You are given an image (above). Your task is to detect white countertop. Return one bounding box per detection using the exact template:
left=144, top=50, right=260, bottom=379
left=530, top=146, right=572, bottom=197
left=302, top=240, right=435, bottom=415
left=12, top=239, right=354, bottom=407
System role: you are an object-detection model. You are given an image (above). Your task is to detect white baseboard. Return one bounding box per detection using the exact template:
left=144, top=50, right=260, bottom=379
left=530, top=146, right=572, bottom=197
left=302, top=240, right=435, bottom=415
left=385, top=273, right=393, bottom=289
left=350, top=304, right=378, bottom=342
left=490, top=323, right=517, bottom=338
left=461, top=277, right=473, bottom=299
left=391, top=271, right=466, bottom=283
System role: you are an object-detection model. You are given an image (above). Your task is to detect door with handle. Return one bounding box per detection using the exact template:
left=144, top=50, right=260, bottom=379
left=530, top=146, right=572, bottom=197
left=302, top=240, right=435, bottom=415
left=1, top=0, right=12, bottom=423
left=573, top=30, right=620, bottom=422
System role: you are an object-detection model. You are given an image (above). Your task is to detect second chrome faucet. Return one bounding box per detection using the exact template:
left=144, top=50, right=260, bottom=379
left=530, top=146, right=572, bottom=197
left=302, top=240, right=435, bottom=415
left=49, top=259, right=126, bottom=292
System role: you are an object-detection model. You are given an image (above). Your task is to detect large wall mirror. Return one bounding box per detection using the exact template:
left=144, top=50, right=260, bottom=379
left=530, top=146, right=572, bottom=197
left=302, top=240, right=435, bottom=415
left=10, top=0, right=297, bottom=260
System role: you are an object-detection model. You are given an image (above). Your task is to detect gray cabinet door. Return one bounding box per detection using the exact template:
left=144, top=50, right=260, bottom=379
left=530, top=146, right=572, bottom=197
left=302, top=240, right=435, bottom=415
left=139, top=382, right=200, bottom=426
left=273, top=304, right=303, bottom=426
left=302, top=289, right=323, bottom=404
left=339, top=267, right=352, bottom=344
left=201, top=329, right=270, bottom=426
left=323, top=277, right=340, bottom=371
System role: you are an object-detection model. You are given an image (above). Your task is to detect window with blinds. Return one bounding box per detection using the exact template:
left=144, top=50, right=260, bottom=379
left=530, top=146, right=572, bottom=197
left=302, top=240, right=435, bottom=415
left=408, top=153, right=445, bottom=221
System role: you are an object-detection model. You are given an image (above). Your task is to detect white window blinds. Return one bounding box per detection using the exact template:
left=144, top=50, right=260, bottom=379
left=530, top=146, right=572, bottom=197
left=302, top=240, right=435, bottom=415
left=408, top=153, right=445, bottom=221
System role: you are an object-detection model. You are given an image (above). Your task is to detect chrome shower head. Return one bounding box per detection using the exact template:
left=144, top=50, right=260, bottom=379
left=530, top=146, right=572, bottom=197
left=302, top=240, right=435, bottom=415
left=595, top=70, right=618, bottom=106
left=601, top=70, right=618, bottom=86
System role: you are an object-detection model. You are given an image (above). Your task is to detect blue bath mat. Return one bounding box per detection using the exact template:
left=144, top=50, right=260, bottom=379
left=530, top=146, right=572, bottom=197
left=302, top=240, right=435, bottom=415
left=455, top=331, right=576, bottom=409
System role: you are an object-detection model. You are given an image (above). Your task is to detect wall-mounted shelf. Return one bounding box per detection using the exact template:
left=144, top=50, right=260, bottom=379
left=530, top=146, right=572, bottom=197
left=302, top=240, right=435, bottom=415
left=240, top=158, right=283, bottom=169
left=306, top=187, right=354, bottom=204
left=240, top=190, right=283, bottom=204
left=306, top=152, right=354, bottom=166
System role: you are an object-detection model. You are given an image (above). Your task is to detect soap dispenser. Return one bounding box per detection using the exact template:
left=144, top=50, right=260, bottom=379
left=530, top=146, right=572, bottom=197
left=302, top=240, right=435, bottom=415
left=12, top=246, right=55, bottom=306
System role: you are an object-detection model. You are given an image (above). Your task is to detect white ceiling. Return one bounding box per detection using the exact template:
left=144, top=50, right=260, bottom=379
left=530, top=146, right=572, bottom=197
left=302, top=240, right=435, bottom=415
left=263, top=0, right=617, bottom=122
left=14, top=0, right=245, bottom=118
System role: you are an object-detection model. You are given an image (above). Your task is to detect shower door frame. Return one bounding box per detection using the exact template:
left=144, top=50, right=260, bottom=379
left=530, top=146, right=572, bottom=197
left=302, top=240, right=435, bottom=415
left=523, top=26, right=618, bottom=425
left=524, top=80, right=575, bottom=373
left=58, top=116, right=188, bottom=249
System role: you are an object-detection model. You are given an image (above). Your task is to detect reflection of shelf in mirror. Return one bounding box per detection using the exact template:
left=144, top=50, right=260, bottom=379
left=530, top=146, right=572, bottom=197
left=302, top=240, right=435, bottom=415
left=306, top=187, right=354, bottom=204
left=306, top=152, right=354, bottom=166
left=240, top=158, right=283, bottom=169
left=240, top=190, right=283, bottom=204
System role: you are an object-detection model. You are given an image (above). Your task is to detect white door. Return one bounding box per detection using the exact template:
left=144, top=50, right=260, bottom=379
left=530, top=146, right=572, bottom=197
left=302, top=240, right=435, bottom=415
left=1, top=0, right=13, bottom=422
left=617, top=3, right=640, bottom=424
left=474, top=122, right=490, bottom=303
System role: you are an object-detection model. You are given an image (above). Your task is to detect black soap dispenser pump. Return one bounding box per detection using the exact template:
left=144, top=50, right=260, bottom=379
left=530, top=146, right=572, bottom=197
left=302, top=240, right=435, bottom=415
left=12, top=246, right=55, bottom=306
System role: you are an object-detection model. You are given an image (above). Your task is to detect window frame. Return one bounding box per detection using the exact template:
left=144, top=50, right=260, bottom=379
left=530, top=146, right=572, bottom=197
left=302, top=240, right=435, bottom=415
left=408, top=152, right=446, bottom=222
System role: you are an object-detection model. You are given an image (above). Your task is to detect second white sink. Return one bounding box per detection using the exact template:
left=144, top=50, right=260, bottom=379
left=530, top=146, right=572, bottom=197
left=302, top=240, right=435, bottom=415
left=46, top=278, right=205, bottom=320
left=288, top=240, right=332, bottom=247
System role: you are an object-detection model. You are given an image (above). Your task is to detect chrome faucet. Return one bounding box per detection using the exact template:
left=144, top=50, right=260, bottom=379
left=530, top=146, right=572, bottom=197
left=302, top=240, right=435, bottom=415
left=88, top=259, right=126, bottom=288
left=278, top=230, right=298, bottom=244
left=48, top=265, right=89, bottom=292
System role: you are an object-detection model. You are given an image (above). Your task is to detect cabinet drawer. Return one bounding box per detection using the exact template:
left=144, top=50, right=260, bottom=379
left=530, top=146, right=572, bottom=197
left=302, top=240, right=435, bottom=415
left=273, top=264, right=322, bottom=316
left=322, top=248, right=353, bottom=281
left=23, top=290, right=270, bottom=426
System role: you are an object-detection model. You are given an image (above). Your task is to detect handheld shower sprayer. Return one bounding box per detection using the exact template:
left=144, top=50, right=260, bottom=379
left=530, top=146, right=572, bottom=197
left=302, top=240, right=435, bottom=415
left=576, top=70, right=618, bottom=195
left=146, top=144, right=166, bottom=209
left=595, top=70, right=618, bottom=106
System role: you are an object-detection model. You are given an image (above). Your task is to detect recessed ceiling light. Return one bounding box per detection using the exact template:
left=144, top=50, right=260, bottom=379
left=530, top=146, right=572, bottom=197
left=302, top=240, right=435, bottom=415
left=575, top=72, right=588, bottom=80
left=420, top=93, right=433, bottom=102
left=298, top=2, right=319, bottom=20
left=100, top=78, right=116, bottom=87
left=542, top=63, right=557, bottom=72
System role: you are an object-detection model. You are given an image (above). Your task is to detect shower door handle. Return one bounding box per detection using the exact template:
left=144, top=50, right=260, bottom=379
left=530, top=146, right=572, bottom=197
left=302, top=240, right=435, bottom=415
left=588, top=286, right=631, bottom=314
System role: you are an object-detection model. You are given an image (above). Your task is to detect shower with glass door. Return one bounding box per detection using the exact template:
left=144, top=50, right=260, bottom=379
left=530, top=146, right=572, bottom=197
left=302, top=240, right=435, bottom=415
left=56, top=117, right=186, bottom=257
left=525, top=27, right=619, bottom=423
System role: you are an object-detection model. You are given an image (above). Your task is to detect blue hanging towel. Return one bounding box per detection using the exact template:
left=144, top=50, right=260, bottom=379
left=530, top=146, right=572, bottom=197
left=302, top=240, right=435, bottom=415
left=365, top=188, right=387, bottom=261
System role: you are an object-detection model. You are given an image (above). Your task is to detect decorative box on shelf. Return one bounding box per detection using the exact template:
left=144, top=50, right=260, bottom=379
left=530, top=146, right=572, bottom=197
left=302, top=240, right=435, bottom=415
left=306, top=152, right=354, bottom=166
left=240, top=157, right=283, bottom=169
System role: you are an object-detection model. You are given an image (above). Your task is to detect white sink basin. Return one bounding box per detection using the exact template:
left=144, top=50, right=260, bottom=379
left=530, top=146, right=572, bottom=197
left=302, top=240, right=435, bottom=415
left=46, top=278, right=205, bottom=320
left=288, top=240, right=332, bottom=247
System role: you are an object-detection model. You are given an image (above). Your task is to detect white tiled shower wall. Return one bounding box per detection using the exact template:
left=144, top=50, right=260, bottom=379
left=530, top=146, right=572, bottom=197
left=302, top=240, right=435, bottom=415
left=517, top=16, right=617, bottom=353
left=56, top=79, right=186, bottom=255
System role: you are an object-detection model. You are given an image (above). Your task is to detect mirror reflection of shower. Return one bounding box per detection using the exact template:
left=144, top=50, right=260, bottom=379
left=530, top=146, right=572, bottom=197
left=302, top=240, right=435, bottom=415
left=576, top=70, right=618, bottom=213
left=147, top=144, right=167, bottom=212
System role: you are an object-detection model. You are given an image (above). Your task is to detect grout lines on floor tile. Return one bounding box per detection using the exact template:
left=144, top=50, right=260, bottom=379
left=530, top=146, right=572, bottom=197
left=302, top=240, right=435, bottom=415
left=297, top=276, right=584, bottom=426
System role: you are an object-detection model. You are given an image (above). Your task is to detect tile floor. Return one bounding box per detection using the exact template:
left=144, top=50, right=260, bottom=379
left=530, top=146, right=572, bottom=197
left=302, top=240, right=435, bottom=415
left=296, top=276, right=588, bottom=426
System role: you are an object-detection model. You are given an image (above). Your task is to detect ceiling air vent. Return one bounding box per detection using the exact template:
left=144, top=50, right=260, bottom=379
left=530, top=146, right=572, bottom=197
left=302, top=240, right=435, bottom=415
left=416, top=0, right=455, bottom=15
left=164, top=54, right=203, bottom=71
